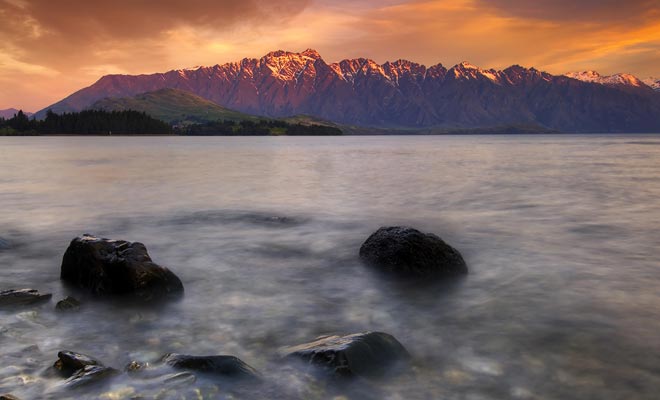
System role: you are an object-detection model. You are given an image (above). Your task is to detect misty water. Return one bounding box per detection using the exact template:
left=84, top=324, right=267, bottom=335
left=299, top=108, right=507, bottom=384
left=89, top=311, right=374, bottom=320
left=2, top=135, right=660, bottom=399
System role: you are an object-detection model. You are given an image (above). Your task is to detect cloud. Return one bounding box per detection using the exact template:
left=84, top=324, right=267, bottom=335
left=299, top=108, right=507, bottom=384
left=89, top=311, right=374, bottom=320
left=0, top=0, right=309, bottom=67
left=475, top=0, right=659, bottom=24
left=315, top=0, right=660, bottom=75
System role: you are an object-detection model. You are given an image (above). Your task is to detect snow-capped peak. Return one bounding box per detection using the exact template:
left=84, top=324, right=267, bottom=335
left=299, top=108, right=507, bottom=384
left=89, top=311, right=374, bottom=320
left=449, top=62, right=501, bottom=83
left=643, top=77, right=660, bottom=91
left=457, top=61, right=479, bottom=70
left=301, top=48, right=322, bottom=60
left=566, top=71, right=645, bottom=88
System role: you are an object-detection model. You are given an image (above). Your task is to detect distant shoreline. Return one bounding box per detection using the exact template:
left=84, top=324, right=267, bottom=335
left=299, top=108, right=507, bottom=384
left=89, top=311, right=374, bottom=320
left=3, top=132, right=660, bottom=137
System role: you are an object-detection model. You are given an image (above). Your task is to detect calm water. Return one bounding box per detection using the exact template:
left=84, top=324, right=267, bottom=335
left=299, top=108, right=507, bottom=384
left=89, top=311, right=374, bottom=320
left=1, top=135, right=660, bottom=399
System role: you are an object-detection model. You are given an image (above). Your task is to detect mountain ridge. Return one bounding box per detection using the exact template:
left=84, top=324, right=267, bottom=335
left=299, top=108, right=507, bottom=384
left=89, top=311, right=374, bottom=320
left=36, top=49, right=660, bottom=132
left=0, top=109, right=34, bottom=119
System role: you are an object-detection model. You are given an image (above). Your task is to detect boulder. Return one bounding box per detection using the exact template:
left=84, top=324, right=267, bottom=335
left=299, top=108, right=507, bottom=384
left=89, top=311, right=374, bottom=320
left=0, top=289, right=51, bottom=307
left=282, top=331, right=410, bottom=377
left=55, top=296, right=81, bottom=312
left=359, top=226, right=468, bottom=277
left=0, top=394, right=22, bottom=400
left=162, top=354, right=259, bottom=380
left=60, top=234, right=183, bottom=301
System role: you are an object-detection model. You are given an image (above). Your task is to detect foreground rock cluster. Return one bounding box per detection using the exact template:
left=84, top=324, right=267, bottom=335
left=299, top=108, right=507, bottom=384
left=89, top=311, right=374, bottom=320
left=0, top=227, right=468, bottom=397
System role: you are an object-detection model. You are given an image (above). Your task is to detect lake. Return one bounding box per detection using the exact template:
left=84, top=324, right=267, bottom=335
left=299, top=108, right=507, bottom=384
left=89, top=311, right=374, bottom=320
left=1, top=135, right=660, bottom=399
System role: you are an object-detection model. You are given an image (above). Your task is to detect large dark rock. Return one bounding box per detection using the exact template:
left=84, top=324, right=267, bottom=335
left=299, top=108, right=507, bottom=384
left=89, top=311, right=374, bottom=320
left=60, top=234, right=183, bottom=301
left=282, top=331, right=410, bottom=377
left=0, top=289, right=51, bottom=307
left=359, top=226, right=468, bottom=278
left=162, top=354, right=259, bottom=380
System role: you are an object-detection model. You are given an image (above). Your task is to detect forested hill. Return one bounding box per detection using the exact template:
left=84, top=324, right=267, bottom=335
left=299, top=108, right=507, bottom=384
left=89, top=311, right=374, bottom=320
left=0, top=110, right=171, bottom=135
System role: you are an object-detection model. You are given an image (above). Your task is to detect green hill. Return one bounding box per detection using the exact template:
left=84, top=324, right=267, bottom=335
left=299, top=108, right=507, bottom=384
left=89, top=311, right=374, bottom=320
left=89, top=88, right=255, bottom=125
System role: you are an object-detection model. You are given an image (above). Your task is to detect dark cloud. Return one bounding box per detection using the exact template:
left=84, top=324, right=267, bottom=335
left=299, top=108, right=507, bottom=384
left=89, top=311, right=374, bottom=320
left=477, top=0, right=659, bottom=23
left=0, top=0, right=310, bottom=69
left=2, top=0, right=310, bottom=38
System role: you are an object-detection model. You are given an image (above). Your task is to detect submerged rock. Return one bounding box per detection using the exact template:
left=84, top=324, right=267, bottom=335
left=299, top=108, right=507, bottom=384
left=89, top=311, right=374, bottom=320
left=55, top=296, right=81, bottom=312
left=60, top=234, right=184, bottom=301
left=162, top=354, right=259, bottom=380
left=282, top=331, right=410, bottom=377
left=0, top=237, right=10, bottom=250
left=359, top=226, right=468, bottom=278
left=62, top=365, right=118, bottom=388
left=54, top=351, right=101, bottom=375
left=0, top=289, right=52, bottom=307
left=53, top=351, right=117, bottom=388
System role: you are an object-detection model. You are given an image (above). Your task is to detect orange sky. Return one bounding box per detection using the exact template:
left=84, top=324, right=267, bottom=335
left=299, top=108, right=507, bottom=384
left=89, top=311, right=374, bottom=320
left=1, top=0, right=659, bottom=111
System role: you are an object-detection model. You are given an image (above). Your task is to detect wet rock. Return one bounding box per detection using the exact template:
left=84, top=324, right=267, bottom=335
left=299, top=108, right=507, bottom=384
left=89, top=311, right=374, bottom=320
left=0, top=394, right=22, bottom=400
left=54, top=351, right=101, bottom=376
left=0, top=289, right=52, bottom=308
left=162, top=354, right=259, bottom=380
left=62, top=365, right=118, bottom=388
left=55, top=296, right=80, bottom=312
left=60, top=234, right=184, bottom=301
left=124, top=361, right=147, bottom=373
left=53, top=351, right=118, bottom=389
left=359, top=226, right=468, bottom=278
left=282, top=331, right=410, bottom=377
left=162, top=371, right=197, bottom=388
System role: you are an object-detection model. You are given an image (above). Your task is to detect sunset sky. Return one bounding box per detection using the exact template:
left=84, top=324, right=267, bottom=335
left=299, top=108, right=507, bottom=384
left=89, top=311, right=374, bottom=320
left=1, top=0, right=659, bottom=111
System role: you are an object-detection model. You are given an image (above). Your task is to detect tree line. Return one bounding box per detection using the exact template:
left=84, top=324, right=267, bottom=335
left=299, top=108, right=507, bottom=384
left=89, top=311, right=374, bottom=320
left=179, top=119, right=343, bottom=136
left=1, top=109, right=343, bottom=136
left=0, top=110, right=172, bottom=135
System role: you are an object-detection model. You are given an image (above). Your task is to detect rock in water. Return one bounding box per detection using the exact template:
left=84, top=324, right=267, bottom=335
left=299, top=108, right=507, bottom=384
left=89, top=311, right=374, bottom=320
left=282, top=331, right=410, bottom=377
left=60, top=234, right=184, bottom=301
left=55, top=296, right=81, bottom=312
left=53, top=351, right=118, bottom=388
left=359, top=226, right=468, bottom=277
left=0, top=289, right=52, bottom=307
left=62, top=365, right=118, bottom=388
left=54, top=351, right=101, bottom=375
left=163, top=354, right=260, bottom=380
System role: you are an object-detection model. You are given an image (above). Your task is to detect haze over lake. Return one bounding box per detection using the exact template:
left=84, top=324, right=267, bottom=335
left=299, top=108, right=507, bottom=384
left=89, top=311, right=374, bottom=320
left=2, top=135, right=660, bottom=399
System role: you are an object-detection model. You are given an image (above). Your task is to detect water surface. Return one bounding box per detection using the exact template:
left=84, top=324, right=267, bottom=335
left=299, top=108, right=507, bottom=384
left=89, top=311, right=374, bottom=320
left=1, top=135, right=660, bottom=399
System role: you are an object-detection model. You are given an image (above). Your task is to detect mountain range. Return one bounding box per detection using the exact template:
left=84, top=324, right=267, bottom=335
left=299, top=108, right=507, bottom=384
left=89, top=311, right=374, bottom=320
left=35, top=49, right=660, bottom=132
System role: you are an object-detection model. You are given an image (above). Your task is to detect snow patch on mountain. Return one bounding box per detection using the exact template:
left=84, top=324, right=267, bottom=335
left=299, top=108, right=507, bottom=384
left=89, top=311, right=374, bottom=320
left=643, top=77, right=660, bottom=91
left=566, top=71, right=645, bottom=88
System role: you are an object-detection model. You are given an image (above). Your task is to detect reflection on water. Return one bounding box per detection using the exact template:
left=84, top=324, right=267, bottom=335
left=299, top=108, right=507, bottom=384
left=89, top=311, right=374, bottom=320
left=1, top=135, right=660, bottom=399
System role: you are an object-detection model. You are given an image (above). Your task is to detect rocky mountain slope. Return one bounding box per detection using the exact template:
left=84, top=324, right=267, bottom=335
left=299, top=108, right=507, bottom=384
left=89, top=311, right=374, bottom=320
left=37, top=49, right=660, bottom=132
